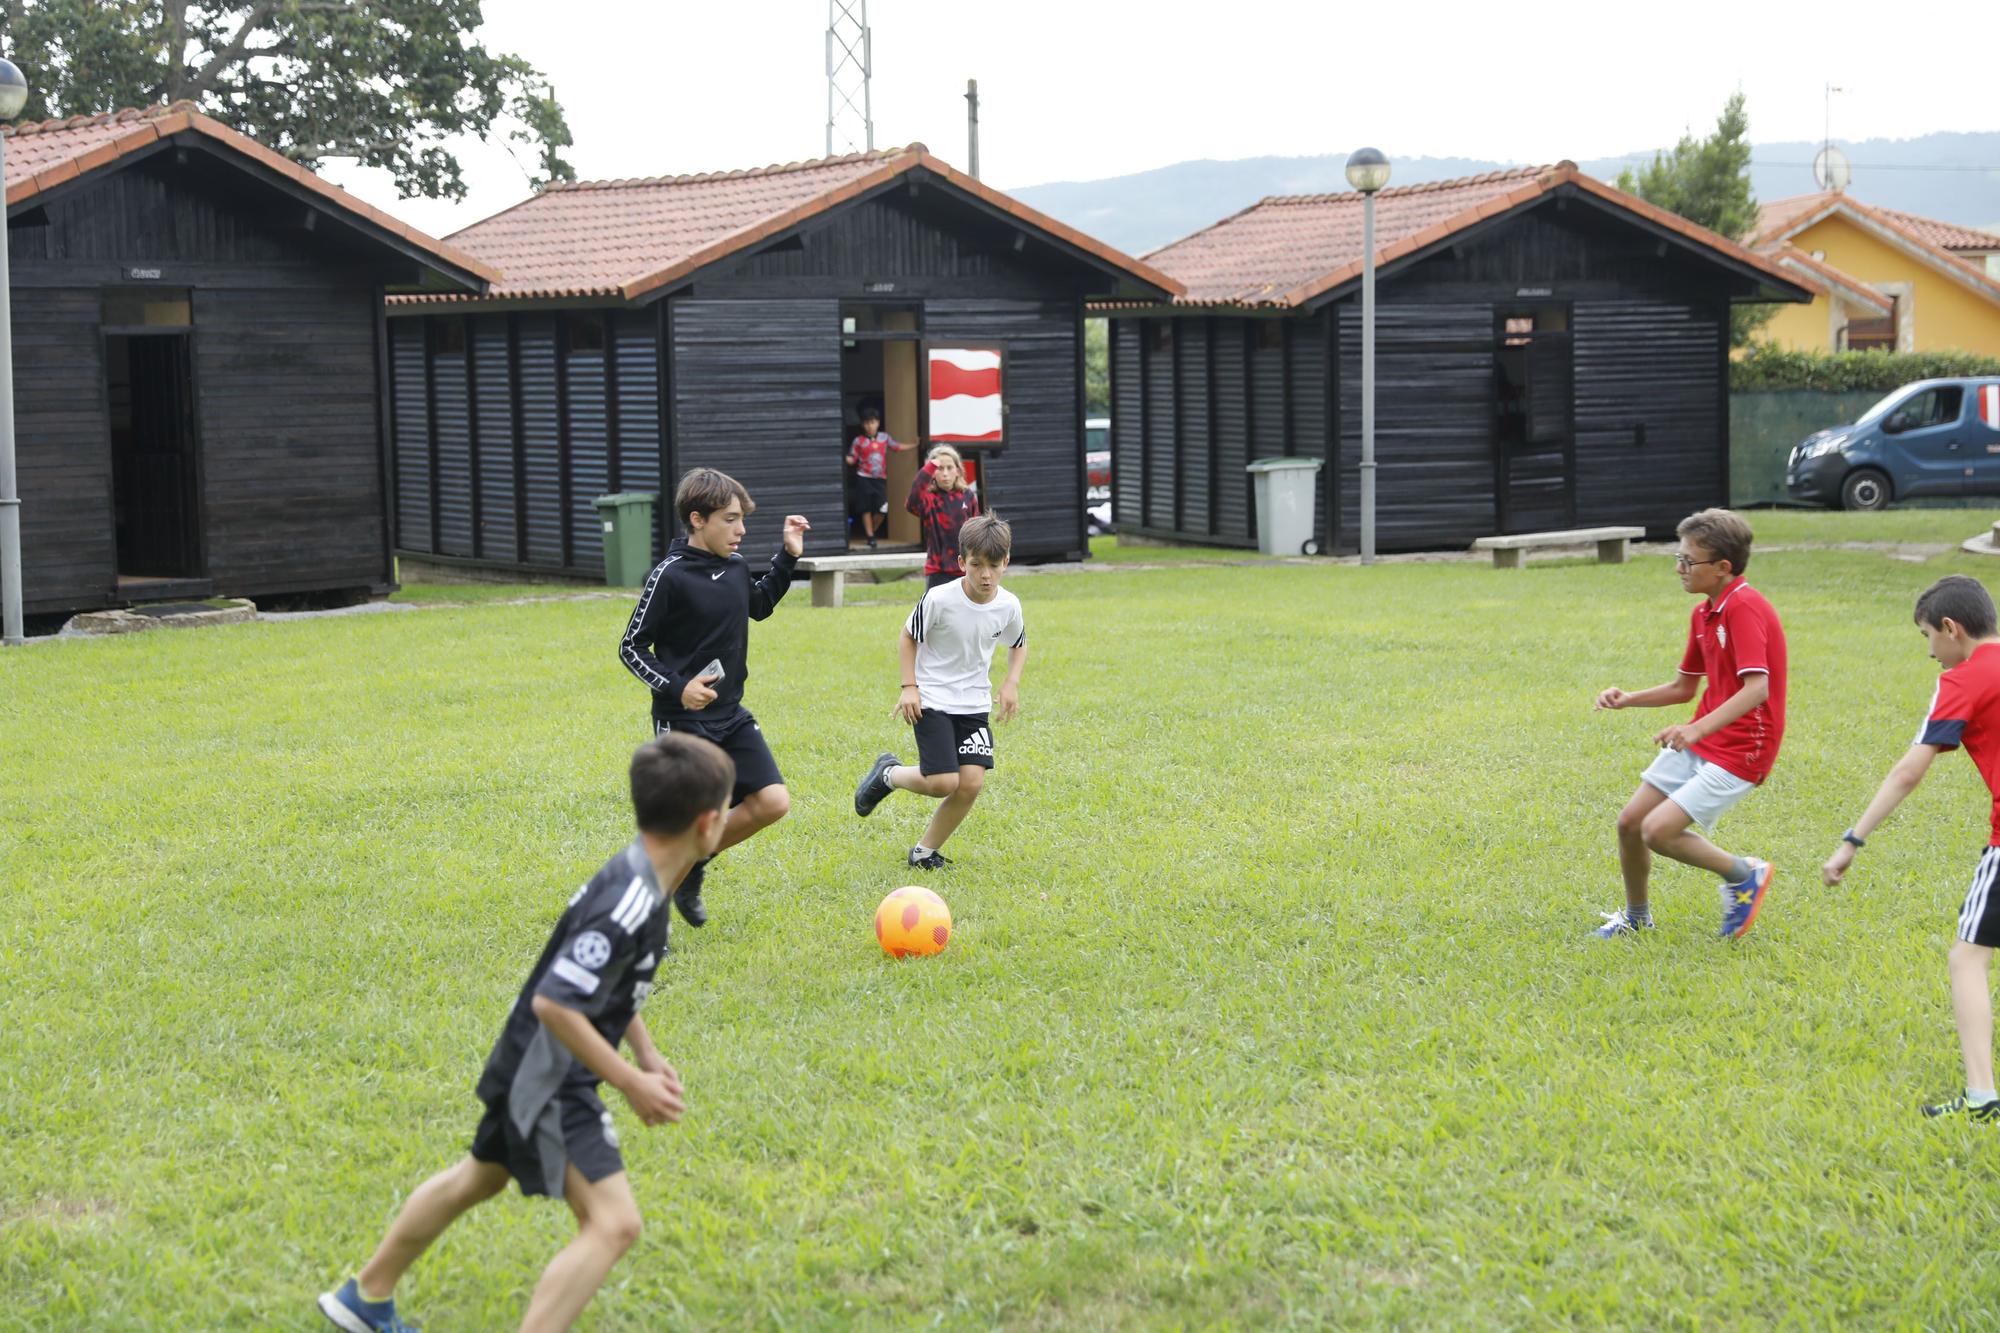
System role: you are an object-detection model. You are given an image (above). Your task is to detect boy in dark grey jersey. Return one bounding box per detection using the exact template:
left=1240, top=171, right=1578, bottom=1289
left=317, top=733, right=733, bottom=1333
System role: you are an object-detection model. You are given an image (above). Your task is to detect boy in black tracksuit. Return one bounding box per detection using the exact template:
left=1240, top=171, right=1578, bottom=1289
left=619, top=468, right=810, bottom=927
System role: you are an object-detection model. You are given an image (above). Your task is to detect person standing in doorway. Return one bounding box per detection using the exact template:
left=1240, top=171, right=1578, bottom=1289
left=845, top=406, right=912, bottom=549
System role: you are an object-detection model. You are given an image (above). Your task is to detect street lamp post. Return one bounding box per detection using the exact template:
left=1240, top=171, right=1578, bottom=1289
left=0, top=58, right=27, bottom=645
left=1345, top=147, right=1390, bottom=565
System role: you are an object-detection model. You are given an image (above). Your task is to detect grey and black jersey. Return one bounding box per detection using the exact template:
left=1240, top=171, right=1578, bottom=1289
left=476, top=841, right=671, bottom=1126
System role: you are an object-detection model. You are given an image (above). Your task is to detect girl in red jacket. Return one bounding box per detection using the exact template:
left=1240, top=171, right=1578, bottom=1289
left=906, top=445, right=982, bottom=589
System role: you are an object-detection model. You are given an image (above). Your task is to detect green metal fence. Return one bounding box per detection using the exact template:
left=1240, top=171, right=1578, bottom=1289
left=1729, top=390, right=1883, bottom=506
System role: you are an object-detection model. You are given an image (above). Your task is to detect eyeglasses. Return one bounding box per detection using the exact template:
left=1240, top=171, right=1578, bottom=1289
left=1674, top=554, right=1723, bottom=570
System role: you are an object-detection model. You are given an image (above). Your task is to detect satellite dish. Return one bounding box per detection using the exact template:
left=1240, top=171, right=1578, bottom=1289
left=1813, top=145, right=1852, bottom=193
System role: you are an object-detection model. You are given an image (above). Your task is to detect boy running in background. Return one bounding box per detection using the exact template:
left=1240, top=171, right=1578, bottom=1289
left=317, top=733, right=732, bottom=1333
left=1823, top=575, right=2000, bottom=1120
left=852, top=513, right=1027, bottom=869
left=619, top=468, right=809, bottom=926
left=1592, top=508, right=1784, bottom=940
left=845, top=406, right=912, bottom=548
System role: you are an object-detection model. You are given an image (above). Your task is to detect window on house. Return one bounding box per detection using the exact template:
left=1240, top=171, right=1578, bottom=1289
left=1844, top=296, right=1899, bottom=352
left=102, top=288, right=192, bottom=328
left=565, top=312, right=607, bottom=353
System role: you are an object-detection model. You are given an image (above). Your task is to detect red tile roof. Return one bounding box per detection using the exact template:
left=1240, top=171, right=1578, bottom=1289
left=1757, top=192, right=2000, bottom=253
left=1752, top=191, right=2000, bottom=309
left=1130, top=162, right=1805, bottom=309
left=1, top=102, right=496, bottom=285
left=1877, top=206, right=2000, bottom=253
left=1768, top=246, right=1895, bottom=316
left=398, top=144, right=1178, bottom=306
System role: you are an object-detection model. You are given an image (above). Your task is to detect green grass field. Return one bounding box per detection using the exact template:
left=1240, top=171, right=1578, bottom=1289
left=8, top=512, right=2000, bottom=1328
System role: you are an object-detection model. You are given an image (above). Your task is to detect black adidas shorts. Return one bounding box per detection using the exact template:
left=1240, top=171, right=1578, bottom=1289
left=470, top=1086, right=624, bottom=1198
left=1960, top=846, right=2000, bottom=946
left=915, top=709, right=995, bottom=776
left=655, top=708, right=783, bottom=805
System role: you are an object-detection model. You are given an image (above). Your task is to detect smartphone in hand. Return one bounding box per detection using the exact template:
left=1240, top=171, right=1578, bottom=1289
left=699, top=658, right=726, bottom=683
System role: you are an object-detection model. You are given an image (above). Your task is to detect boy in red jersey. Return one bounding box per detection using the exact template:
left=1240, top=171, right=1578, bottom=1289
left=1593, top=509, right=1784, bottom=940
left=1823, top=575, right=2000, bottom=1120
left=845, top=406, right=913, bottom=548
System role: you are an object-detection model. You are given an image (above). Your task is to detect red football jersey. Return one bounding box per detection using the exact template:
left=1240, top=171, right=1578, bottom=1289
left=1919, top=640, right=2000, bottom=846
left=1678, top=578, right=1787, bottom=784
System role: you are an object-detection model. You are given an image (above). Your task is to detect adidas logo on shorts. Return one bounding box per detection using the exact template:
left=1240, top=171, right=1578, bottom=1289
left=959, top=726, right=993, bottom=758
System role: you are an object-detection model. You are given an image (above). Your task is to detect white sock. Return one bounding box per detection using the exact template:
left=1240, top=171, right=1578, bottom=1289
left=913, top=844, right=935, bottom=857
left=1970, top=1089, right=1998, bottom=1106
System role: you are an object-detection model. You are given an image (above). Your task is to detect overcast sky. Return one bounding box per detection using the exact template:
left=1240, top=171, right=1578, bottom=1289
left=320, top=0, right=1997, bottom=240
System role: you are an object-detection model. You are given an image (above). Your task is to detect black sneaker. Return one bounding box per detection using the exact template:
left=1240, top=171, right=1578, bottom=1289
left=1921, top=1092, right=2000, bottom=1121
left=674, top=858, right=709, bottom=928
left=867, top=536, right=879, bottom=549
left=908, top=847, right=950, bottom=871
left=855, top=752, right=900, bottom=817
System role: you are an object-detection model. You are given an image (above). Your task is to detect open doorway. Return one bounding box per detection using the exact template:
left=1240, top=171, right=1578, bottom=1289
left=106, top=329, right=203, bottom=584
left=1492, top=304, right=1574, bottom=533
left=840, top=304, right=923, bottom=549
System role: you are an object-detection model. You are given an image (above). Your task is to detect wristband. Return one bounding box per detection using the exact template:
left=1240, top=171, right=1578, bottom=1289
left=1842, top=829, right=1866, bottom=849
left=901, top=682, right=917, bottom=688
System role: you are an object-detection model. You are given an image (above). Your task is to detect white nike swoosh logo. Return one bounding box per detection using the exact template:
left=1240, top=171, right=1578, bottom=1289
left=711, top=571, right=725, bottom=580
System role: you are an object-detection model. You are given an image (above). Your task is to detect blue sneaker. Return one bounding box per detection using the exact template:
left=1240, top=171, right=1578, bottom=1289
left=1719, top=859, right=1773, bottom=940
left=1592, top=908, right=1654, bottom=939
left=317, top=1278, right=419, bottom=1333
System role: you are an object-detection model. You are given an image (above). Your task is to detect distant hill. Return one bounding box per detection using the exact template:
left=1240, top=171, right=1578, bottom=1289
left=1009, top=132, right=2000, bottom=257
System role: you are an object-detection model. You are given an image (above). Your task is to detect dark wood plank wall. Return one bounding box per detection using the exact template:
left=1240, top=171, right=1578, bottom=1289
left=670, top=298, right=847, bottom=558
left=1572, top=300, right=1724, bottom=534
left=1110, top=320, right=1144, bottom=528
left=1337, top=302, right=1495, bottom=552
left=924, top=298, right=1082, bottom=560
left=194, top=284, right=386, bottom=593
left=471, top=315, right=517, bottom=563
left=8, top=158, right=400, bottom=611
left=1212, top=319, right=1252, bottom=542
left=1177, top=318, right=1208, bottom=536
left=388, top=309, right=663, bottom=575
left=9, top=288, right=111, bottom=612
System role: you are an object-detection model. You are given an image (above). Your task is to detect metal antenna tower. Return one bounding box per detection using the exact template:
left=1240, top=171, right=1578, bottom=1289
left=825, top=0, right=873, bottom=157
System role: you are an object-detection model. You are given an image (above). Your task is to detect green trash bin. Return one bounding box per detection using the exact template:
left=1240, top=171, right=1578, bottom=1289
left=593, top=492, right=658, bottom=586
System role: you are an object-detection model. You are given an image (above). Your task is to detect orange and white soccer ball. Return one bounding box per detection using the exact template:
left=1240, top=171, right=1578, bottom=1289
left=875, top=885, right=952, bottom=958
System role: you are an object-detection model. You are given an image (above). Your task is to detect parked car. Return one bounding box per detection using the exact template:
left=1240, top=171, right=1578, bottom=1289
left=1084, top=416, right=1113, bottom=534
left=1786, top=378, right=2000, bottom=510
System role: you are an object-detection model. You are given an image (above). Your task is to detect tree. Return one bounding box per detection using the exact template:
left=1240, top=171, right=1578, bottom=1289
left=1617, top=90, right=1773, bottom=345
left=0, top=0, right=573, bottom=200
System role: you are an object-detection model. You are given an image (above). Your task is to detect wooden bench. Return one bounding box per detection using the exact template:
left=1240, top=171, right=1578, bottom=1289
left=794, top=552, right=927, bottom=607
left=1470, top=526, right=1645, bottom=569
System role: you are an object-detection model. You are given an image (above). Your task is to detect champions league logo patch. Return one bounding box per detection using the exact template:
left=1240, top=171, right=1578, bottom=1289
left=572, top=931, right=612, bottom=969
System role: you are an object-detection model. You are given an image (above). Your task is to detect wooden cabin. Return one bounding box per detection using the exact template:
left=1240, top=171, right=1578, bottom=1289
left=1095, top=163, right=1813, bottom=554
left=2, top=102, right=492, bottom=617
left=383, top=145, right=1176, bottom=575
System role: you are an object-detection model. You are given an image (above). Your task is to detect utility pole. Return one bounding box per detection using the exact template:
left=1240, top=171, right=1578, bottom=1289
left=965, top=79, right=980, bottom=179
left=825, top=0, right=874, bottom=156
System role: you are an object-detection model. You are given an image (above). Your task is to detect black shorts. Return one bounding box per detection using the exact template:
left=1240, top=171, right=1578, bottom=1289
left=470, top=1086, right=624, bottom=1198
left=1960, top=846, right=2000, bottom=946
left=915, top=709, right=994, bottom=775
left=655, top=709, right=783, bottom=805
left=855, top=475, right=887, bottom=515
left=925, top=570, right=960, bottom=590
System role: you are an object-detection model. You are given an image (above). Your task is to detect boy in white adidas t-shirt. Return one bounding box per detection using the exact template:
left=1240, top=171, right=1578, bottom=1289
left=853, top=513, right=1028, bottom=869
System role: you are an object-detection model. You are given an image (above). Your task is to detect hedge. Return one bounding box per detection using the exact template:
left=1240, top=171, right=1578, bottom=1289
left=1731, top=343, right=2000, bottom=392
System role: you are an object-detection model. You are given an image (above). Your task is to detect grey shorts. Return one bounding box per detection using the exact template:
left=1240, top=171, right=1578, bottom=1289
left=1641, top=746, right=1755, bottom=831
